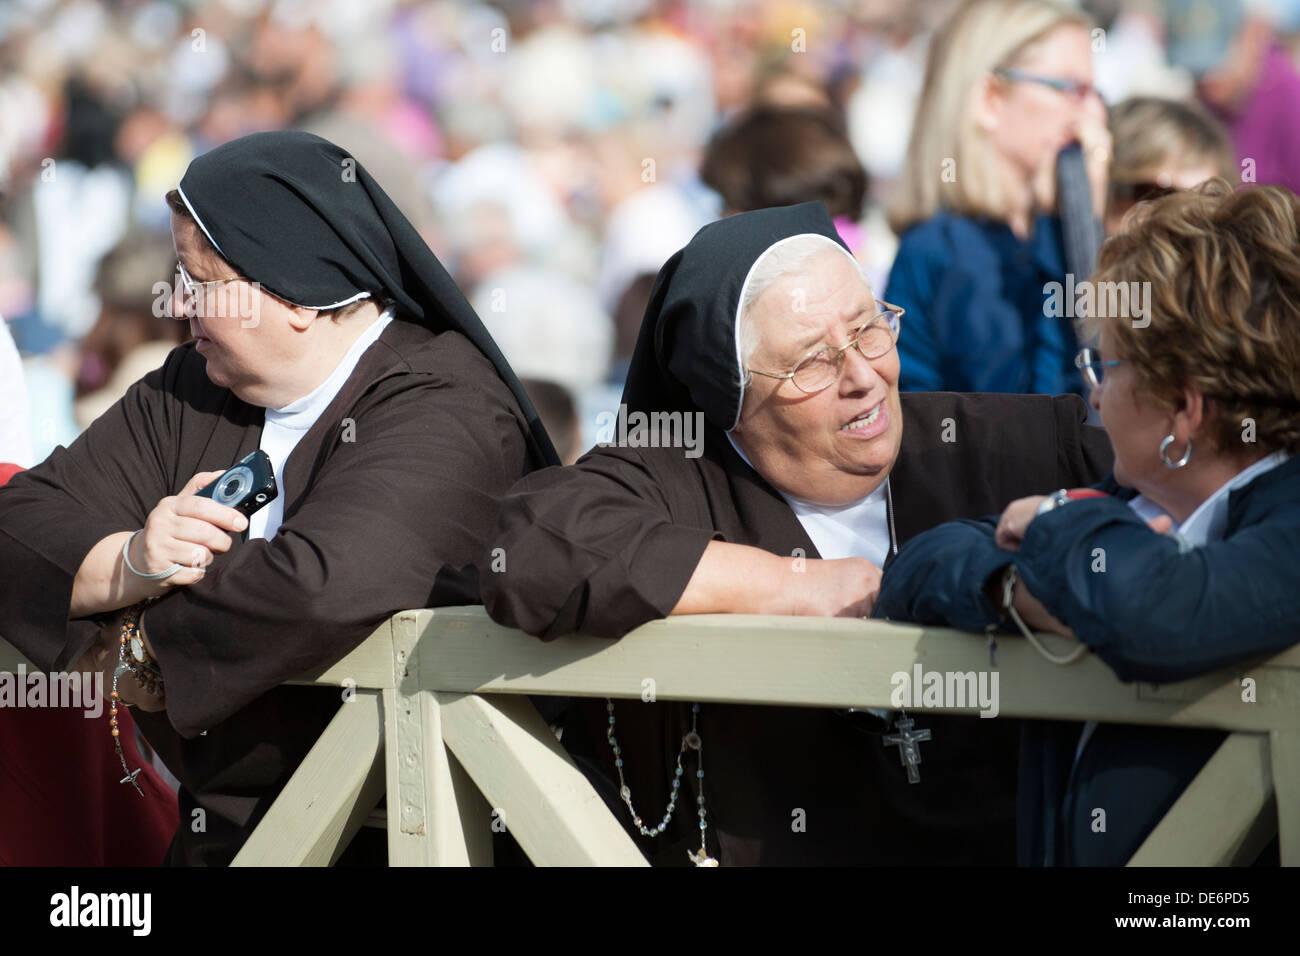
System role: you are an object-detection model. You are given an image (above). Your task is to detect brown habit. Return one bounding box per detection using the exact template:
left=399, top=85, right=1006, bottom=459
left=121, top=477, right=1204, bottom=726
left=483, top=390, right=1113, bottom=865
left=0, top=316, right=533, bottom=865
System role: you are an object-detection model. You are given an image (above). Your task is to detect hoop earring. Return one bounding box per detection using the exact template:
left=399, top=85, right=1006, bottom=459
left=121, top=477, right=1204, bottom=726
left=1159, top=433, right=1192, bottom=469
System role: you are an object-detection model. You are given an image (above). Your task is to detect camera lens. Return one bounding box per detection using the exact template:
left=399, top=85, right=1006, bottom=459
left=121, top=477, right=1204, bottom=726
left=212, top=465, right=254, bottom=506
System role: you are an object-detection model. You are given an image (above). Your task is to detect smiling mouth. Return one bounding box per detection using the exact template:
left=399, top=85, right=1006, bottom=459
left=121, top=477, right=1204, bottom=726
left=840, top=403, right=882, bottom=432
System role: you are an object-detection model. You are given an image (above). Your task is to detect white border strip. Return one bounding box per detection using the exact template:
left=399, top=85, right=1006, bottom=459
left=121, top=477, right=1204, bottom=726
left=177, top=184, right=226, bottom=258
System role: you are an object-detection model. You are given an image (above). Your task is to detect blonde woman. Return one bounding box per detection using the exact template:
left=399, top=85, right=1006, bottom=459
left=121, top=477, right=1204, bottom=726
left=884, top=0, right=1111, bottom=395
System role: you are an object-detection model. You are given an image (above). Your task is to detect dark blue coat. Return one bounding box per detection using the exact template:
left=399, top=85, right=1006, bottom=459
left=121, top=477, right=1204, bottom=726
left=884, top=211, right=1085, bottom=396
left=874, top=455, right=1300, bottom=864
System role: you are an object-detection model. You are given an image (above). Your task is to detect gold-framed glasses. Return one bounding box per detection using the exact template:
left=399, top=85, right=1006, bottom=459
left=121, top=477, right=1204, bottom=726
left=176, top=260, right=242, bottom=298
left=748, top=301, right=904, bottom=394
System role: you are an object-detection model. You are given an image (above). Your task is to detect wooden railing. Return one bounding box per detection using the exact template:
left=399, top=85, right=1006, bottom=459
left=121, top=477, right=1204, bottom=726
left=3, top=608, right=1297, bottom=866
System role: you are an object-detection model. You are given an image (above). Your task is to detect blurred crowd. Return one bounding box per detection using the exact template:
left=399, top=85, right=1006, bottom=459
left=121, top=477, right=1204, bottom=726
left=3, top=0, right=1300, bottom=466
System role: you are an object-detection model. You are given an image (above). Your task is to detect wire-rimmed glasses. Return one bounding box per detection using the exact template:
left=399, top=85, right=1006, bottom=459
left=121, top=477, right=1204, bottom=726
left=176, top=259, right=243, bottom=298
left=992, top=67, right=1100, bottom=103
left=1075, top=347, right=1125, bottom=389
left=748, top=301, right=905, bottom=394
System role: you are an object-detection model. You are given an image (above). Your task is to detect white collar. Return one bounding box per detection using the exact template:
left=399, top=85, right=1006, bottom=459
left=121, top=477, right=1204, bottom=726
left=1130, top=450, right=1290, bottom=547
left=266, top=306, right=394, bottom=429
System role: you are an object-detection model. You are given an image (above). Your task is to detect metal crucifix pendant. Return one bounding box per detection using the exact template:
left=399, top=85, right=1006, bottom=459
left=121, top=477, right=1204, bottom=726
left=883, top=713, right=932, bottom=784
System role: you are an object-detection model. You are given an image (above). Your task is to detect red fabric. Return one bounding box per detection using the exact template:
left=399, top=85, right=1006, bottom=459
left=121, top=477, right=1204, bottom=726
left=0, top=465, right=179, bottom=865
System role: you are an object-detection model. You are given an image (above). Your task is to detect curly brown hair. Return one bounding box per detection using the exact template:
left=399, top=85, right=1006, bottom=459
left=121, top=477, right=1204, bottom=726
left=1084, top=181, right=1300, bottom=456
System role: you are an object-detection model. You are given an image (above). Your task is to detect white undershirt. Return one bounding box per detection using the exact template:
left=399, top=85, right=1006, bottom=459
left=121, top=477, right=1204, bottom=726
left=248, top=307, right=394, bottom=541
left=1072, top=450, right=1292, bottom=763
left=725, top=433, right=892, bottom=565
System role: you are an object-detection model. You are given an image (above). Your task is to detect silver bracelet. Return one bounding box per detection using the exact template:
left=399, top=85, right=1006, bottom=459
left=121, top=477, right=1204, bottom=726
left=121, top=529, right=183, bottom=581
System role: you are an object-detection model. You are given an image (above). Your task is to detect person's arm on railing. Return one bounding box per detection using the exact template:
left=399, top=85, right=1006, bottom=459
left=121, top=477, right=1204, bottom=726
left=673, top=541, right=881, bottom=619
left=481, top=444, right=718, bottom=639
left=1013, top=497, right=1300, bottom=683
left=874, top=518, right=1013, bottom=631
left=482, top=445, right=886, bottom=639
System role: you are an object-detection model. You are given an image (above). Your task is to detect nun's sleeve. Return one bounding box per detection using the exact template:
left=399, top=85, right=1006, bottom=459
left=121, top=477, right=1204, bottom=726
left=480, top=446, right=720, bottom=641
left=1051, top=393, right=1114, bottom=489
left=0, top=360, right=177, bottom=672
left=141, top=362, right=529, bottom=738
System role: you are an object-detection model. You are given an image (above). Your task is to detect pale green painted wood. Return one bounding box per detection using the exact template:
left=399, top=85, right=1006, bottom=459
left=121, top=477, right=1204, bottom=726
left=232, top=689, right=385, bottom=867
left=1270, top=729, right=1300, bottom=866
left=411, top=607, right=1300, bottom=732
left=383, top=612, right=491, bottom=865
left=7, top=606, right=1298, bottom=867
left=439, top=692, right=648, bottom=866
left=1128, top=732, right=1274, bottom=866
left=0, top=637, right=32, bottom=674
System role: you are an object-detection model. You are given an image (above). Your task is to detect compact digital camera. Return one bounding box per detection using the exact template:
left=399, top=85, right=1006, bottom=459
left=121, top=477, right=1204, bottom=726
left=195, top=450, right=278, bottom=517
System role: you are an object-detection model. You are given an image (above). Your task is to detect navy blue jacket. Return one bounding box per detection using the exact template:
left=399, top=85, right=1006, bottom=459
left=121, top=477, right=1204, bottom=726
left=874, top=455, right=1300, bottom=864
left=884, top=211, right=1085, bottom=396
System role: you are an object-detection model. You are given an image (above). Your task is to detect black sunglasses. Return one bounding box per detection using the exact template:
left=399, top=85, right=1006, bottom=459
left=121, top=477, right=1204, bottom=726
left=1109, top=181, right=1178, bottom=205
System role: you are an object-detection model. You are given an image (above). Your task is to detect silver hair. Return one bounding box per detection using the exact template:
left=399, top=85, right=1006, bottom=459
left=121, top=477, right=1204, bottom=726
left=735, top=234, right=871, bottom=386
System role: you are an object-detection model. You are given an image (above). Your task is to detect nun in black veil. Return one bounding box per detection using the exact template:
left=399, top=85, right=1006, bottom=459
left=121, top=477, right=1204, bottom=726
left=0, top=130, right=557, bottom=865
left=484, top=201, right=1113, bottom=865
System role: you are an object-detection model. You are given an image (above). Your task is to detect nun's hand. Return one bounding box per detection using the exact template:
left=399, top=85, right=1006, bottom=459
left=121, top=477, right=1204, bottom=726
left=130, top=470, right=248, bottom=589
left=795, top=557, right=883, bottom=619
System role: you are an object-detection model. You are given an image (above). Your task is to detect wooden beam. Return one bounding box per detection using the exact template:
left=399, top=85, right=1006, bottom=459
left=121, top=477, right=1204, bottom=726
left=232, top=690, right=385, bottom=867
left=439, top=693, right=648, bottom=867
left=1128, top=733, right=1274, bottom=866
left=414, top=607, right=1300, bottom=733
left=384, top=613, right=491, bottom=865
left=1270, top=729, right=1300, bottom=866
left=0, top=637, right=33, bottom=674
left=285, top=616, right=397, bottom=690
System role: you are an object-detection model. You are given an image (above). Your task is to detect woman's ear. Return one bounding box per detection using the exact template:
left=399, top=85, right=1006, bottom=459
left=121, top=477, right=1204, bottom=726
left=285, top=304, right=319, bottom=332
left=973, top=73, right=1002, bottom=134
left=1172, top=384, right=1206, bottom=442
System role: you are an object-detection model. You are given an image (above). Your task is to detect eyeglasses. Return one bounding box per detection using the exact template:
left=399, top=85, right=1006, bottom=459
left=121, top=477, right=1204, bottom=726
left=1075, top=347, right=1126, bottom=389
left=176, top=259, right=242, bottom=298
left=993, top=67, right=1099, bottom=102
left=1109, top=180, right=1178, bottom=205
left=748, top=302, right=905, bottom=394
